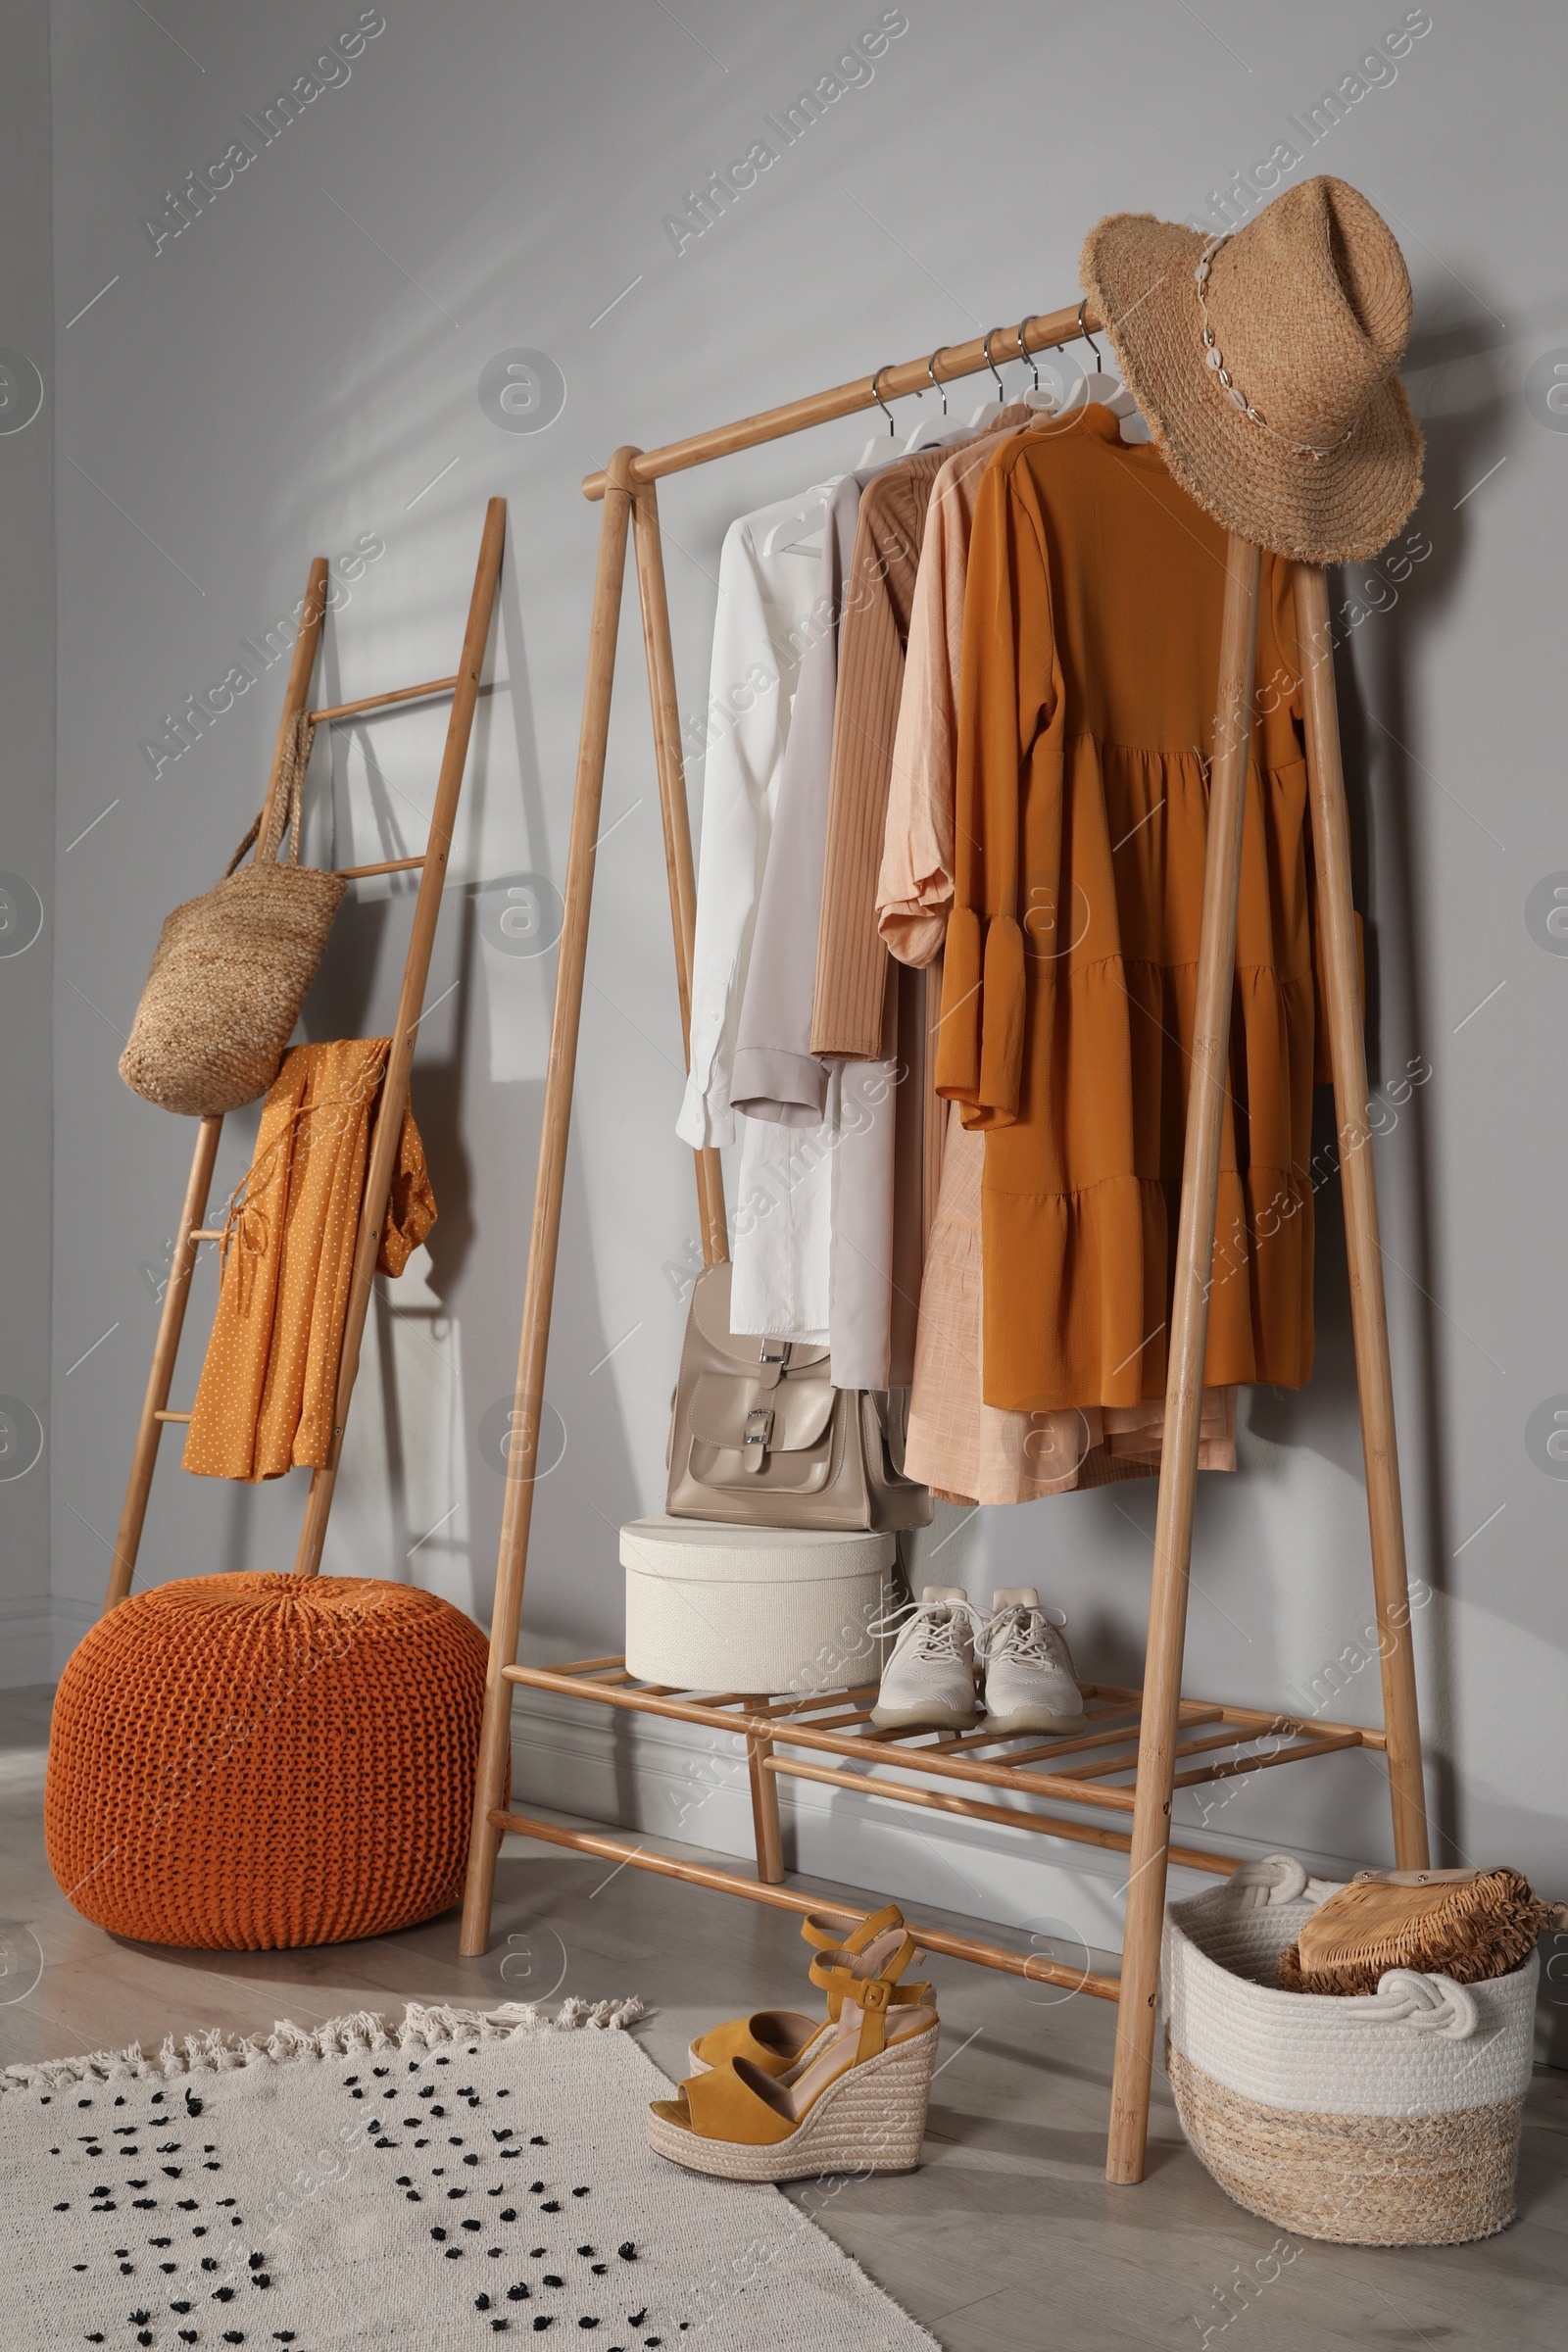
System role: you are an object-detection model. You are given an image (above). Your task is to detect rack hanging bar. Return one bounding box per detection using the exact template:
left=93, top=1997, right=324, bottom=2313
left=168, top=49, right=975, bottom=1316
left=580, top=298, right=1102, bottom=500
left=309, top=674, right=461, bottom=725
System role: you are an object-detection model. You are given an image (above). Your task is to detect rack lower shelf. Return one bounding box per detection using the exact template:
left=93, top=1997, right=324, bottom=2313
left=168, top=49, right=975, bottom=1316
left=494, top=1655, right=1381, bottom=2001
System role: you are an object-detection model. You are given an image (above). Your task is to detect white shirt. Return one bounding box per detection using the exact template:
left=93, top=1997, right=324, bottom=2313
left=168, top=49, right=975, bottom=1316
left=676, top=491, right=836, bottom=1151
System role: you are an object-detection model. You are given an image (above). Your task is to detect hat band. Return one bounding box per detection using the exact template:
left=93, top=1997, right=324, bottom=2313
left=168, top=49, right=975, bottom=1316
left=1195, top=237, right=1360, bottom=465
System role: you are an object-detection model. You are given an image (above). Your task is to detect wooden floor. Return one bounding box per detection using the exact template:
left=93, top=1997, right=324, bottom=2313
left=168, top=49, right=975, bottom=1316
left=6, top=1683, right=1564, bottom=2348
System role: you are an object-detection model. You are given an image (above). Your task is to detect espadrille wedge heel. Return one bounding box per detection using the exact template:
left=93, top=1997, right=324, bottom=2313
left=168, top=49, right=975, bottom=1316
left=685, top=1902, right=930, bottom=2081
left=651, top=1972, right=939, bottom=2183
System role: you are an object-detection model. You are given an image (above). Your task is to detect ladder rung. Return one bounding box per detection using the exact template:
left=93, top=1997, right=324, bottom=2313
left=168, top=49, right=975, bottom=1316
left=153, top=1410, right=192, bottom=1423
left=335, top=855, right=427, bottom=880
left=309, top=673, right=460, bottom=725
left=187, top=1228, right=226, bottom=1241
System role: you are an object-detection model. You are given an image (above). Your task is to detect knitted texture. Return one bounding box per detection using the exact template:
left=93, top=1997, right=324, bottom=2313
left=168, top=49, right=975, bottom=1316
left=45, top=1574, right=488, bottom=1950
left=120, top=713, right=347, bottom=1116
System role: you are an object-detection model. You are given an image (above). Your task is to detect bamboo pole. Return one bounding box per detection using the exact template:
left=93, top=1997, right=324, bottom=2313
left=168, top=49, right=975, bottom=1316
left=1295, top=564, right=1429, bottom=1868
left=582, top=301, right=1102, bottom=499
left=293, top=497, right=507, bottom=1577
left=310, top=673, right=459, bottom=725
left=630, top=480, right=728, bottom=1264
left=489, top=1807, right=1125, bottom=1995
left=1105, top=535, right=1262, bottom=2186
left=103, top=558, right=330, bottom=1614
left=742, top=1699, right=786, bottom=1884
left=458, top=457, right=641, bottom=1956
left=103, top=1114, right=223, bottom=1610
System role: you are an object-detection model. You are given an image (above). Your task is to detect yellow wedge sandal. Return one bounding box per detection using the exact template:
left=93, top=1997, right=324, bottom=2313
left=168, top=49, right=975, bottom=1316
left=685, top=1902, right=929, bottom=2080
left=651, top=1945, right=940, bottom=2182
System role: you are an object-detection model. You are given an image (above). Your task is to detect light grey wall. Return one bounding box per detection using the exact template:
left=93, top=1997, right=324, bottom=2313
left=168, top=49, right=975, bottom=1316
left=37, top=2, right=1568, bottom=1952
left=1, top=0, right=55, bottom=1679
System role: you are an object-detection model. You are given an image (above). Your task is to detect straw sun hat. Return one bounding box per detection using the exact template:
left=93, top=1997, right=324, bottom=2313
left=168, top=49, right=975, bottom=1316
left=1080, top=175, right=1423, bottom=564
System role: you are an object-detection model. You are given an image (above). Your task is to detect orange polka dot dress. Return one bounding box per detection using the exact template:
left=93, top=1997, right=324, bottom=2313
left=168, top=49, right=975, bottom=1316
left=182, top=1039, right=435, bottom=1481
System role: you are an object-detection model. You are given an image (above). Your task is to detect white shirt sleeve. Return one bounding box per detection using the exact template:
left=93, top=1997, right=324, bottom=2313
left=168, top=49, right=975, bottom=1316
left=676, top=517, right=800, bottom=1149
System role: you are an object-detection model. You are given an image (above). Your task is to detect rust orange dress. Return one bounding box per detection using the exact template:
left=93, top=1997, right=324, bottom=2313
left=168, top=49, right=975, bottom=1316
left=936, top=404, right=1314, bottom=1412
left=183, top=1039, right=435, bottom=1481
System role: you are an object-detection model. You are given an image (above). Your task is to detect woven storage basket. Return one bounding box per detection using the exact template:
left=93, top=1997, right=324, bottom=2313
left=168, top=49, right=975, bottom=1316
left=621, top=1516, right=895, bottom=1694
left=45, top=1574, right=488, bottom=1950
left=1164, top=1854, right=1538, bottom=2245
left=120, top=717, right=347, bottom=1117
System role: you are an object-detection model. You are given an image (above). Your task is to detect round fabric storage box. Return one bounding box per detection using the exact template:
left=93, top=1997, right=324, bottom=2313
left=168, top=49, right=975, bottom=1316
left=1163, top=1854, right=1539, bottom=2245
left=45, top=1572, right=489, bottom=1950
left=621, top=1517, right=896, bottom=1695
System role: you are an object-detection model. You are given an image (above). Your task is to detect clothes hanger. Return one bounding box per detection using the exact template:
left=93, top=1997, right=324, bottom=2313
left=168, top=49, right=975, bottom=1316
left=1058, top=302, right=1151, bottom=442
left=903, top=350, right=954, bottom=452
left=856, top=366, right=900, bottom=468
left=760, top=478, right=843, bottom=559
left=1015, top=319, right=1059, bottom=416
left=967, top=328, right=1008, bottom=427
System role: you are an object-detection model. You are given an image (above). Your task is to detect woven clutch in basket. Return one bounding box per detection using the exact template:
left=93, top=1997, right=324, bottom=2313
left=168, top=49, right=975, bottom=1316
left=120, top=715, right=347, bottom=1117
left=1276, top=1866, right=1559, bottom=1994
left=1163, top=1855, right=1540, bottom=2246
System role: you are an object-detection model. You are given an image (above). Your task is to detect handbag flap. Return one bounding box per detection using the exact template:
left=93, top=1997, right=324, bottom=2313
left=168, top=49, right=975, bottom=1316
left=688, top=1259, right=830, bottom=1372
left=688, top=1371, right=837, bottom=1454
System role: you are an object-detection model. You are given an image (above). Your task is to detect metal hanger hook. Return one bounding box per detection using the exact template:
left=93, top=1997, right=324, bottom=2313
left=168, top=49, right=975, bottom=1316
left=1077, top=298, right=1103, bottom=369
left=1014, top=318, right=1040, bottom=392
left=871, top=365, right=896, bottom=435
left=926, top=348, right=951, bottom=416
left=983, top=328, right=1006, bottom=399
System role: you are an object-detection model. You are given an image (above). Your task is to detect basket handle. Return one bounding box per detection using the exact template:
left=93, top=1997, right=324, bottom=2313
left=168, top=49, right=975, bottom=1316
left=1344, top=1968, right=1479, bottom=2040
left=225, top=711, right=318, bottom=875
left=1227, top=1853, right=1343, bottom=1909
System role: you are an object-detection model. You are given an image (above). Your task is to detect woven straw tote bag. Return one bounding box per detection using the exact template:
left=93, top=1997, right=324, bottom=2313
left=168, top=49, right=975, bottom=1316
left=1163, top=1854, right=1539, bottom=2245
left=120, top=715, right=347, bottom=1117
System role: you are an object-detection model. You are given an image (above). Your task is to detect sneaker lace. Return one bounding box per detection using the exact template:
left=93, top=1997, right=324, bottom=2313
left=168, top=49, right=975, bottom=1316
left=980, top=1604, right=1058, bottom=1667
left=872, top=1596, right=983, bottom=1665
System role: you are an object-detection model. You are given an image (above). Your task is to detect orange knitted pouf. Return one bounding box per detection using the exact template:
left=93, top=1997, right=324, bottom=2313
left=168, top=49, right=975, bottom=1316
left=45, top=1573, right=490, bottom=1950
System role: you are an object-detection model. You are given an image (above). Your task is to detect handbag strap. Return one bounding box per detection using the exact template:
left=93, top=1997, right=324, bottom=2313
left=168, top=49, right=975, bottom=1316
left=225, top=710, right=318, bottom=875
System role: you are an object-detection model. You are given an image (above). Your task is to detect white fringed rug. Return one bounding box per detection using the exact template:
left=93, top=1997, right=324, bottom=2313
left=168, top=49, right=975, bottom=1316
left=2, top=1999, right=937, bottom=2350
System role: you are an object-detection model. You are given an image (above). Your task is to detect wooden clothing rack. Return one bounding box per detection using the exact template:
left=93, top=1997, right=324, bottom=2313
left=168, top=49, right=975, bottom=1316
left=103, top=497, right=506, bottom=1606
left=456, top=297, right=1431, bottom=2186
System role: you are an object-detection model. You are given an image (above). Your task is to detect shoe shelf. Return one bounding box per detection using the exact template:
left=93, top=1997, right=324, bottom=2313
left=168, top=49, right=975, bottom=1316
left=493, top=1655, right=1380, bottom=1999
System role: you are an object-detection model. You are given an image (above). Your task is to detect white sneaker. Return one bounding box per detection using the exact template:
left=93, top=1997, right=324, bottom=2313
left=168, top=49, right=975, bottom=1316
left=871, top=1585, right=982, bottom=1732
left=980, top=1588, right=1086, bottom=1734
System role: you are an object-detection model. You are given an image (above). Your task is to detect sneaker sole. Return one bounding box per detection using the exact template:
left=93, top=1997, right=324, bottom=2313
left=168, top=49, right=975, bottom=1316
left=870, top=1703, right=978, bottom=1733
left=984, top=1707, right=1089, bottom=1735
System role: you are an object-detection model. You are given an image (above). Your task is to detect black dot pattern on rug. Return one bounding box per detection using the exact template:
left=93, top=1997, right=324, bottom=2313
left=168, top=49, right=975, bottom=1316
left=37, top=2031, right=695, bottom=2348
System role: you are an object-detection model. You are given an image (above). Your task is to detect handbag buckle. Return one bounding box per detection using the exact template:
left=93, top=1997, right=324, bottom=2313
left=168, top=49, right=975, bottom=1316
left=757, top=1337, right=791, bottom=1392
left=743, top=1405, right=774, bottom=1470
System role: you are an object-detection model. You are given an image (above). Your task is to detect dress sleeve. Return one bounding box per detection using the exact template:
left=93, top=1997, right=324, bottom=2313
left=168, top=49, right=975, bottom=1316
left=676, top=520, right=789, bottom=1149
left=877, top=474, right=957, bottom=969
left=935, top=456, right=1056, bottom=1125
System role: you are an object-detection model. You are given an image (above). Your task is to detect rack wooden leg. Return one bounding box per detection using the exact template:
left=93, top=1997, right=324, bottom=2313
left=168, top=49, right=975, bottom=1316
left=103, top=1113, right=224, bottom=1612
left=742, top=1701, right=786, bottom=1884
left=1295, top=565, right=1429, bottom=1868
left=630, top=479, right=728, bottom=1266
left=294, top=497, right=507, bottom=1579
left=458, top=457, right=640, bottom=1956
left=1106, top=536, right=1261, bottom=2185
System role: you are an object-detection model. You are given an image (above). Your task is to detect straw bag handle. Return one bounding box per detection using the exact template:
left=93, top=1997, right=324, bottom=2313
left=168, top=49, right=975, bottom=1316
left=224, top=711, right=318, bottom=876
left=1344, top=1968, right=1480, bottom=2039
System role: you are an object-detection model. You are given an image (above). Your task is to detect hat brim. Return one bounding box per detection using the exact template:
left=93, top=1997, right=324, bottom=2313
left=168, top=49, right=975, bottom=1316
left=1080, top=213, right=1423, bottom=566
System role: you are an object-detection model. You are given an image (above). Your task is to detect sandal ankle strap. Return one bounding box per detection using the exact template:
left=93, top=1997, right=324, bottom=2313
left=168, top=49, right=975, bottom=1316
left=799, top=1899, right=902, bottom=1956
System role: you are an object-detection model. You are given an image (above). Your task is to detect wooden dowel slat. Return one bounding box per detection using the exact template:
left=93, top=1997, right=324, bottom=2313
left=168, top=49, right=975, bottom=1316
left=335, top=855, right=427, bottom=880
left=309, top=673, right=460, bottom=724
left=763, top=1754, right=1235, bottom=1883
left=152, top=1410, right=192, bottom=1424
left=489, top=1808, right=1124, bottom=1994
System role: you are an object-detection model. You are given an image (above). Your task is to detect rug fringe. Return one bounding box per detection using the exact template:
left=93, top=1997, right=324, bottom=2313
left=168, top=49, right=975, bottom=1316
left=1, top=1994, right=644, bottom=2096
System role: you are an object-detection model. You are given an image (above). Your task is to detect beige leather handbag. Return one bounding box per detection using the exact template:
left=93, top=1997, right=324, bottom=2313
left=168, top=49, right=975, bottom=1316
left=665, top=1262, right=932, bottom=1532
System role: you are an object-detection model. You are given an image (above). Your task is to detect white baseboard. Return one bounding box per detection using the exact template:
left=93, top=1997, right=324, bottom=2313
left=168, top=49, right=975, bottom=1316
left=0, top=1593, right=60, bottom=1688
left=508, top=1685, right=1369, bottom=1961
